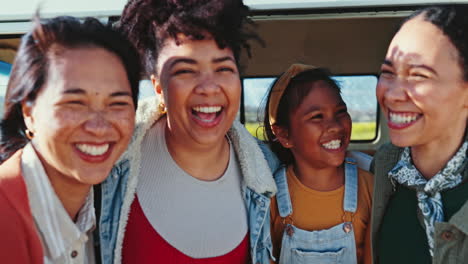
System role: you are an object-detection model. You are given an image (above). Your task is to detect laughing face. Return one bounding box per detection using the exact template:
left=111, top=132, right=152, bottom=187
left=377, top=15, right=468, bottom=149
left=23, top=47, right=135, bottom=187
left=153, top=35, right=241, bottom=147
left=276, top=81, right=352, bottom=169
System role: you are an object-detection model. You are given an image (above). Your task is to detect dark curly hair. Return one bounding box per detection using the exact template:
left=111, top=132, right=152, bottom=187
left=0, top=15, right=141, bottom=163
left=117, top=0, right=261, bottom=77
left=263, top=68, right=342, bottom=165
left=402, top=5, right=468, bottom=81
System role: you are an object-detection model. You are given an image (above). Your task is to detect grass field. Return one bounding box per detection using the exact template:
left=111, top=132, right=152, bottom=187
left=245, top=121, right=376, bottom=141
left=245, top=123, right=266, bottom=140
left=351, top=122, right=376, bottom=140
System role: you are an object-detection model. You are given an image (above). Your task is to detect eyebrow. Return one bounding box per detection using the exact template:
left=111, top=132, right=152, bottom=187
left=303, top=106, right=320, bottom=114
left=63, top=88, right=85, bottom=94
left=63, top=88, right=132, bottom=97
left=382, top=59, right=393, bottom=66
left=170, top=58, right=197, bottom=69
left=303, top=102, right=346, bottom=114
left=408, top=64, right=438, bottom=75
left=212, top=56, right=235, bottom=64
left=169, top=56, right=236, bottom=69
left=382, top=59, right=438, bottom=75
left=110, top=91, right=133, bottom=97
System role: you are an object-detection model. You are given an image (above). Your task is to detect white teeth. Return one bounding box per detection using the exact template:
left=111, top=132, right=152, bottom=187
left=76, top=144, right=109, bottom=156
left=192, top=106, right=222, bottom=113
left=389, top=112, right=419, bottom=124
left=322, top=139, right=341, bottom=150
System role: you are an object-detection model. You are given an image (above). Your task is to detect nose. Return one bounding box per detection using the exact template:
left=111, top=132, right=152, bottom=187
left=83, top=111, right=113, bottom=137
left=325, top=117, right=344, bottom=134
left=194, top=73, right=221, bottom=95
left=379, top=77, right=408, bottom=103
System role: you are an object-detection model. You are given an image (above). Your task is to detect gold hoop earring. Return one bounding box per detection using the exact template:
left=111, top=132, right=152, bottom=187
left=159, top=102, right=167, bottom=114
left=25, top=129, right=34, bottom=140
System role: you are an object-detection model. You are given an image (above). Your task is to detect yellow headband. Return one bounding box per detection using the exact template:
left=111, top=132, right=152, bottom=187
left=268, top=63, right=317, bottom=126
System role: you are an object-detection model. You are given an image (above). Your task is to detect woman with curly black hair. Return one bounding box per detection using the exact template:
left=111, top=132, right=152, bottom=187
left=372, top=5, right=468, bottom=264
left=97, top=1, right=277, bottom=263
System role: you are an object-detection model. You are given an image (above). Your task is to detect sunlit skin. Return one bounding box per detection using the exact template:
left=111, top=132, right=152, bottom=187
left=376, top=15, right=468, bottom=178
left=274, top=81, right=352, bottom=191
left=22, top=47, right=135, bottom=219
left=151, top=35, right=241, bottom=181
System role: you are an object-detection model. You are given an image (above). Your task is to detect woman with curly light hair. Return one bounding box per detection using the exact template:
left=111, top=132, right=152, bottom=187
left=97, top=1, right=277, bottom=263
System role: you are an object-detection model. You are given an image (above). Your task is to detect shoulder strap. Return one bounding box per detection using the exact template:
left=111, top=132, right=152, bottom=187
left=343, top=157, right=358, bottom=213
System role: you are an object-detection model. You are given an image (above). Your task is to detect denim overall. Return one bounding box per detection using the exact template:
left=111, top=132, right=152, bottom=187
left=276, top=158, right=358, bottom=264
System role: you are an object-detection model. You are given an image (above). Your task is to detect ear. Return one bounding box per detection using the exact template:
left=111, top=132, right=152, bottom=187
left=151, top=74, right=163, bottom=95
left=151, top=74, right=166, bottom=104
left=463, top=83, right=468, bottom=109
left=272, top=124, right=293, bottom=148
left=151, top=74, right=167, bottom=112
left=22, top=101, right=35, bottom=134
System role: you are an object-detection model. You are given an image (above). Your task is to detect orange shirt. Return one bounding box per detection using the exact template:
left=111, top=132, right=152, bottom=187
left=270, top=166, right=373, bottom=264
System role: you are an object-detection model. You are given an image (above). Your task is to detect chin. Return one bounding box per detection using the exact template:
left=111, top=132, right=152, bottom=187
left=389, top=133, right=414, bottom=148
left=194, top=130, right=229, bottom=145
left=76, top=168, right=113, bottom=185
left=326, top=156, right=346, bottom=168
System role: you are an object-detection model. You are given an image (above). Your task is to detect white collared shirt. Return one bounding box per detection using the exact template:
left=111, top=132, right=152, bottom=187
left=21, top=143, right=96, bottom=264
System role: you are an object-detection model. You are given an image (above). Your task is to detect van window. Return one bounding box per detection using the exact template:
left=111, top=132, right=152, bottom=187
left=139, top=80, right=156, bottom=99
left=0, top=61, right=12, bottom=119
left=242, top=75, right=378, bottom=141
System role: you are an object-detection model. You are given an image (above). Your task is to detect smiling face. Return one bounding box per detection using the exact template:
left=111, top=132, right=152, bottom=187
left=23, top=46, right=135, bottom=187
left=275, top=81, right=352, bottom=169
left=377, top=15, right=468, bottom=149
left=153, top=35, right=241, bottom=147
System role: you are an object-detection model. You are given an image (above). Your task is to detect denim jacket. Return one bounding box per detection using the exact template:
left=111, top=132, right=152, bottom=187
left=98, top=97, right=278, bottom=264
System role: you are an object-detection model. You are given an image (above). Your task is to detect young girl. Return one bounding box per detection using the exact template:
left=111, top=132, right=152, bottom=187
left=264, top=64, right=373, bottom=263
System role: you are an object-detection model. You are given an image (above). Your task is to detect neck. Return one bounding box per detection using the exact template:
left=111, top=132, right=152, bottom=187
left=165, top=124, right=230, bottom=181
left=39, top=161, right=90, bottom=221
left=31, top=146, right=91, bottom=221
left=411, top=132, right=466, bottom=180
left=293, top=160, right=344, bottom=191
left=50, top=180, right=90, bottom=221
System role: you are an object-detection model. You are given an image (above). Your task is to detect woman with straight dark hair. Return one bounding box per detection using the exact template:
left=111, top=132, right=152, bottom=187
left=372, top=5, right=468, bottom=264
left=0, top=15, right=140, bottom=263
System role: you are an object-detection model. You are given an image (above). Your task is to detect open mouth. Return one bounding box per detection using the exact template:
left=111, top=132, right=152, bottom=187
left=76, top=143, right=110, bottom=156
left=74, top=143, right=114, bottom=163
left=322, top=139, right=342, bottom=150
left=191, top=105, right=223, bottom=125
left=388, top=111, right=422, bottom=129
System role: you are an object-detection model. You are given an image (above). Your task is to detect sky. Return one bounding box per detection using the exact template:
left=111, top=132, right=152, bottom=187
left=0, top=0, right=127, bottom=20
left=1, top=0, right=457, bottom=20
left=0, top=61, right=10, bottom=87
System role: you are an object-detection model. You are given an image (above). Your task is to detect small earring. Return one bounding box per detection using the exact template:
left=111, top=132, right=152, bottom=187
left=25, top=129, right=34, bottom=140
left=159, top=102, right=167, bottom=114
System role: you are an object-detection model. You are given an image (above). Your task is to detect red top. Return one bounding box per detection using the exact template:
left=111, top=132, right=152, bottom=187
left=122, top=196, right=250, bottom=264
left=0, top=150, right=44, bottom=263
